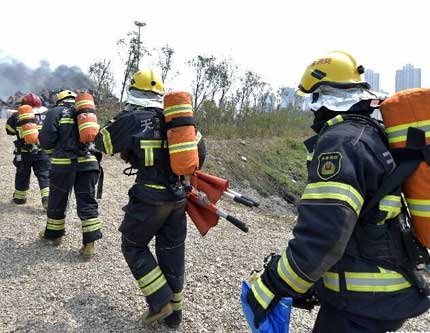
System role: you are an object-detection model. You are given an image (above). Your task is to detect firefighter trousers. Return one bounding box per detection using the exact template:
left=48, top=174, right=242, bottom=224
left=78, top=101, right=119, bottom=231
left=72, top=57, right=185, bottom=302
left=44, top=168, right=102, bottom=244
left=13, top=159, right=50, bottom=200
left=313, top=301, right=406, bottom=333
left=121, top=196, right=187, bottom=313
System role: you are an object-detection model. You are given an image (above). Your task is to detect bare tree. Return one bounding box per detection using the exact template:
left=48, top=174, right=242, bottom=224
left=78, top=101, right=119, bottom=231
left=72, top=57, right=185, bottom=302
left=187, top=55, right=216, bottom=111
left=238, top=70, right=262, bottom=112
left=157, top=44, right=177, bottom=83
left=88, top=59, right=114, bottom=103
left=117, top=31, right=151, bottom=108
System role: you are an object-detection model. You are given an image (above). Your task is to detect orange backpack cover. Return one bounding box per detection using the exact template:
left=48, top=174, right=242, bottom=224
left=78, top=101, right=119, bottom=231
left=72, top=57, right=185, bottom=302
left=18, top=105, right=39, bottom=144
left=380, top=88, right=430, bottom=248
left=163, top=91, right=199, bottom=176
left=75, top=93, right=99, bottom=143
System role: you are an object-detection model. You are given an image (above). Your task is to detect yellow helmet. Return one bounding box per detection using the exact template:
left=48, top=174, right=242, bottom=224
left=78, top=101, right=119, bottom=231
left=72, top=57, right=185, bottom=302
left=129, top=69, right=164, bottom=95
left=56, top=90, right=77, bottom=104
left=298, top=50, right=369, bottom=94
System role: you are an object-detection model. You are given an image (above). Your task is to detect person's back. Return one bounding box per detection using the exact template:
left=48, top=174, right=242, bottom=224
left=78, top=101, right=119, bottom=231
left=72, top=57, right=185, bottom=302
left=245, top=51, right=430, bottom=332
left=5, top=93, right=51, bottom=208
left=39, top=90, right=102, bottom=256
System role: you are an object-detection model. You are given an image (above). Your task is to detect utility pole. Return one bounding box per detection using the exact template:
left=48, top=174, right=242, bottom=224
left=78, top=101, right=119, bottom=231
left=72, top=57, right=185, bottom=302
left=134, top=20, right=146, bottom=70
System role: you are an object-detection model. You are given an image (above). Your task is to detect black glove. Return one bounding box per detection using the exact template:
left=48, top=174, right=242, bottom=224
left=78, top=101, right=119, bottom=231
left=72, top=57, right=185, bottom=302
left=291, top=289, right=320, bottom=310
left=246, top=278, right=280, bottom=329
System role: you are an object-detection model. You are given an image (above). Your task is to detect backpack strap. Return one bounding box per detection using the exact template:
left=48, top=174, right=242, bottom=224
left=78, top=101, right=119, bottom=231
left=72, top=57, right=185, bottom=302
left=361, top=127, right=429, bottom=215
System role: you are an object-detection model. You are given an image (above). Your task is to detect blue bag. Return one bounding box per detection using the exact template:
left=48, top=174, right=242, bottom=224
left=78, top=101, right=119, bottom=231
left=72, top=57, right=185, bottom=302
left=241, top=280, right=292, bottom=333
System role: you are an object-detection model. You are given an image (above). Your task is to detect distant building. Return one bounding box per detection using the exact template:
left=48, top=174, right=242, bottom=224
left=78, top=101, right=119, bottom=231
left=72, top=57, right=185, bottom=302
left=365, top=69, right=380, bottom=92
left=395, top=64, right=421, bottom=92
left=279, top=87, right=296, bottom=108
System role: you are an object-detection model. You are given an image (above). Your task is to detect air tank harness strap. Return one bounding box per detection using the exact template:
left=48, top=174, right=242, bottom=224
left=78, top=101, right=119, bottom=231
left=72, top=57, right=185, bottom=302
left=164, top=116, right=195, bottom=130
left=361, top=127, right=430, bottom=216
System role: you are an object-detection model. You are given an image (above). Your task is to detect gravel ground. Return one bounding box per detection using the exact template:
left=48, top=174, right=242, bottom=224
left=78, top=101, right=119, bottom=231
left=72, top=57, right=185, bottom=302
left=1, top=119, right=429, bottom=332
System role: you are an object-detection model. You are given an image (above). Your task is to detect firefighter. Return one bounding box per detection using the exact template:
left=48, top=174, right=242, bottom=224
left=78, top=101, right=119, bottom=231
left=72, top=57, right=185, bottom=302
left=5, top=93, right=51, bottom=209
left=38, top=90, right=102, bottom=256
left=95, top=69, right=206, bottom=328
left=246, top=51, right=430, bottom=332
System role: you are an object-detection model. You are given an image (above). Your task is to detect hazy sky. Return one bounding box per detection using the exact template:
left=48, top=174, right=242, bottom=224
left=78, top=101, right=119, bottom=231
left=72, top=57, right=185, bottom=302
left=1, top=0, right=429, bottom=94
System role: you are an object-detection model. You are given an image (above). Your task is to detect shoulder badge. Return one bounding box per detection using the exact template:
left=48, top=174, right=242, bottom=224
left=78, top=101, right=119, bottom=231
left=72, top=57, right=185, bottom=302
left=317, top=152, right=342, bottom=180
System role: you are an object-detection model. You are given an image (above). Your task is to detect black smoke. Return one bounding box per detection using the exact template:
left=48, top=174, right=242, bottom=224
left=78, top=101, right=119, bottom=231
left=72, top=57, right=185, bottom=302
left=0, top=58, right=93, bottom=99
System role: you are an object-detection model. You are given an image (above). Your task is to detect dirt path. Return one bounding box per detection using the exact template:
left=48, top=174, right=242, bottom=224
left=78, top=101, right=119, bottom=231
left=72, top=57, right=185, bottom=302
left=0, top=119, right=429, bottom=332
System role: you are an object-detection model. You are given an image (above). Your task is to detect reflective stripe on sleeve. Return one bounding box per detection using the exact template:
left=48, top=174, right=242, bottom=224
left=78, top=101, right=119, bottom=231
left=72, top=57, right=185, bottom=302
left=301, top=181, right=364, bottom=215
left=6, top=124, right=16, bottom=134
left=144, top=184, right=166, bottom=190
left=379, top=195, right=401, bottom=222
left=277, top=251, right=313, bottom=294
left=44, top=148, right=54, bottom=154
left=345, top=267, right=411, bottom=292
left=322, top=272, right=340, bottom=292
left=196, top=131, right=202, bottom=144
left=307, top=151, right=314, bottom=161
left=100, top=128, right=113, bottom=155
left=251, top=277, right=275, bottom=310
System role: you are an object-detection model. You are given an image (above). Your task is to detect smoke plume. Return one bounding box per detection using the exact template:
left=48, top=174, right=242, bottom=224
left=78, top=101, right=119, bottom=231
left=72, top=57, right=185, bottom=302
left=0, top=57, right=93, bottom=99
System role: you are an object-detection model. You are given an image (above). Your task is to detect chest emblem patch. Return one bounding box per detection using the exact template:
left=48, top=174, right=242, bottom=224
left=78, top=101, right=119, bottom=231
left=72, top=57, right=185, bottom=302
left=317, top=152, right=342, bottom=180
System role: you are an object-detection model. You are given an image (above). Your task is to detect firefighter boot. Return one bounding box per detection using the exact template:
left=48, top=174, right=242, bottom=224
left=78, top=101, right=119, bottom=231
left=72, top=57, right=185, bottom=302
left=142, top=302, right=173, bottom=324
left=163, top=310, right=182, bottom=329
left=12, top=198, right=27, bottom=205
left=80, top=241, right=95, bottom=258
left=39, top=229, right=63, bottom=246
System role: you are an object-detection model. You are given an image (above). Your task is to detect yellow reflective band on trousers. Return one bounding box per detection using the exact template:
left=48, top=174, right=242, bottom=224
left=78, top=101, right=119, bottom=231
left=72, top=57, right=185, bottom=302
left=140, top=140, right=162, bottom=167
left=6, top=124, right=16, bottom=134
left=40, top=187, right=49, bottom=197
left=52, top=158, right=72, bottom=165
left=301, top=181, right=364, bottom=215
left=14, top=189, right=28, bottom=199
left=78, top=156, right=98, bottom=163
left=327, top=115, right=344, bottom=126
left=169, top=141, right=198, bottom=154
left=379, top=195, right=401, bottom=223
left=171, top=291, right=183, bottom=311
left=47, top=218, right=65, bottom=231
left=345, top=267, right=411, bottom=292
left=44, top=148, right=54, bottom=154
left=277, top=251, right=313, bottom=294
left=251, top=277, right=274, bottom=310
left=100, top=128, right=113, bottom=155
left=82, top=218, right=102, bottom=233
left=79, top=122, right=99, bottom=131
left=163, top=104, right=193, bottom=117
left=137, top=266, right=167, bottom=297
left=59, top=117, right=75, bottom=125
left=322, top=272, right=340, bottom=292
left=385, top=120, right=430, bottom=144
left=407, top=198, right=430, bottom=217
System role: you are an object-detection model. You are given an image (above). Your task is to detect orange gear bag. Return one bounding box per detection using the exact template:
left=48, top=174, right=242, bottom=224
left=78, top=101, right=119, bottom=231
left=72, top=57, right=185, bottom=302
left=163, top=91, right=199, bottom=176
left=75, top=93, right=99, bottom=143
left=380, top=88, right=430, bottom=248
left=18, top=105, right=39, bottom=144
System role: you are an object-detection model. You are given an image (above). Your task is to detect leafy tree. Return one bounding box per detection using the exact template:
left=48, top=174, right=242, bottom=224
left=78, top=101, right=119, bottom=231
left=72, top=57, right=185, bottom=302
left=187, top=55, right=216, bottom=111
